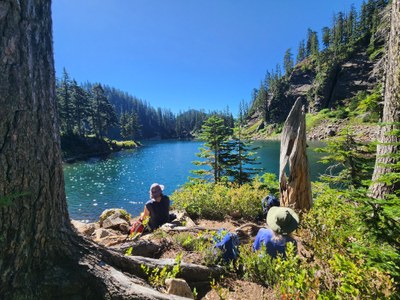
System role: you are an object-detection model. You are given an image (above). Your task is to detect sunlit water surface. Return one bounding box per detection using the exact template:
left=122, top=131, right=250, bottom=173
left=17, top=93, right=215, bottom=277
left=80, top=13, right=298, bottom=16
left=64, top=140, right=327, bottom=222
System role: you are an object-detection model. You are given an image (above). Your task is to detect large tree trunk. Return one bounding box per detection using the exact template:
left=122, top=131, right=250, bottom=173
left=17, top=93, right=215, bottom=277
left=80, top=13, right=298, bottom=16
left=0, top=1, right=212, bottom=299
left=0, top=0, right=73, bottom=292
left=279, top=98, right=312, bottom=210
left=370, top=0, right=400, bottom=199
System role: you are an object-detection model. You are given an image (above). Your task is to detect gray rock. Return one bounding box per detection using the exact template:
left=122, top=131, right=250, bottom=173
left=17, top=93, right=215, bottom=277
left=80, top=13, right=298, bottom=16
left=165, top=278, right=194, bottom=299
left=102, top=217, right=129, bottom=230
left=99, top=208, right=130, bottom=226
left=93, top=228, right=112, bottom=239
left=71, top=220, right=97, bottom=236
left=171, top=210, right=196, bottom=228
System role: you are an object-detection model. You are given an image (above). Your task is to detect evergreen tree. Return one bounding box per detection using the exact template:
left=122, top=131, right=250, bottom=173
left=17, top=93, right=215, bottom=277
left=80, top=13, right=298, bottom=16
left=56, top=68, right=74, bottom=135
left=346, top=4, right=358, bottom=43
left=224, top=125, right=261, bottom=185
left=322, top=26, right=331, bottom=49
left=317, top=128, right=374, bottom=189
left=359, top=0, right=369, bottom=36
left=70, top=79, right=90, bottom=136
left=120, top=112, right=141, bottom=140
left=283, top=48, right=294, bottom=76
left=255, top=82, right=269, bottom=123
left=310, top=31, right=319, bottom=55
left=296, top=39, right=306, bottom=63
left=90, top=84, right=118, bottom=138
left=192, top=115, right=232, bottom=183
left=370, top=0, right=400, bottom=198
left=306, top=28, right=319, bottom=56
left=333, top=11, right=345, bottom=48
left=306, top=28, right=313, bottom=56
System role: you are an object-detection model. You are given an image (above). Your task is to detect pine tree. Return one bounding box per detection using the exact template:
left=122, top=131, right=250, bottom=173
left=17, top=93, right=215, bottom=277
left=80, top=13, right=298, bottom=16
left=283, top=48, right=294, bottom=76
left=322, top=26, right=331, bottom=49
left=296, top=39, right=306, bottom=63
left=346, top=4, right=358, bottom=43
left=56, top=68, right=74, bottom=135
left=370, top=0, right=400, bottom=198
left=90, top=83, right=118, bottom=138
left=70, top=79, right=90, bottom=136
left=224, top=125, right=261, bottom=185
left=306, top=28, right=319, bottom=56
left=192, top=115, right=232, bottom=183
left=333, top=11, right=345, bottom=48
left=317, top=128, right=374, bottom=189
left=255, top=82, right=269, bottom=123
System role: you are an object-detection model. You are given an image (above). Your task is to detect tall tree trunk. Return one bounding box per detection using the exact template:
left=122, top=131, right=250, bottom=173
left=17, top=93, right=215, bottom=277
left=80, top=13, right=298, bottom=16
left=0, top=0, right=73, bottom=291
left=279, top=98, right=312, bottom=210
left=0, top=1, right=213, bottom=299
left=370, top=0, right=400, bottom=199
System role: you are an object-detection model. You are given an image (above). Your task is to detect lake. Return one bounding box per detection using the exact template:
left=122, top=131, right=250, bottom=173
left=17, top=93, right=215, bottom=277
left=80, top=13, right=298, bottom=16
left=63, top=140, right=327, bottom=222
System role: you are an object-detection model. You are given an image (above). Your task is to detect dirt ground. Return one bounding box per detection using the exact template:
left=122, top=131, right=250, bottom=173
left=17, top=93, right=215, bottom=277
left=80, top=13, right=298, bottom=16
left=79, top=213, right=278, bottom=299
left=157, top=218, right=276, bottom=300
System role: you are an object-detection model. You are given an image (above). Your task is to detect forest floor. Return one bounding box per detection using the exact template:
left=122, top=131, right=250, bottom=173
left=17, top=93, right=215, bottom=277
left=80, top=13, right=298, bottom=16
left=161, top=218, right=277, bottom=300
left=74, top=215, right=279, bottom=299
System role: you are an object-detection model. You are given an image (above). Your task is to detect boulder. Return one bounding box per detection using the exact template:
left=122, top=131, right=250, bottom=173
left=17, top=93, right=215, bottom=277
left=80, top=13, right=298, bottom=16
left=99, top=208, right=130, bottom=232
left=170, top=210, right=196, bottom=228
left=99, top=208, right=130, bottom=225
left=102, top=217, right=129, bottom=231
left=71, top=220, right=97, bottom=236
left=165, top=278, right=194, bottom=299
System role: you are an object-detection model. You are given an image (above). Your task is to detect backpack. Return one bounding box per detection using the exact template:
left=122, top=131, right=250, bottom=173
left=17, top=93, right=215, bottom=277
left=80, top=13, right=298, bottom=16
left=261, top=195, right=280, bottom=219
left=214, top=229, right=240, bottom=263
left=129, top=219, right=145, bottom=238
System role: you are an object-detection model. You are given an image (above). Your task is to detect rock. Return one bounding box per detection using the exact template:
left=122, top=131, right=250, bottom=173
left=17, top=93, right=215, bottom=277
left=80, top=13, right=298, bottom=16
left=102, top=217, right=129, bottom=231
left=93, top=228, right=112, bottom=240
left=99, top=208, right=130, bottom=226
left=71, top=220, right=97, bottom=236
left=99, top=208, right=130, bottom=232
left=165, top=278, right=194, bottom=299
left=170, top=210, right=196, bottom=228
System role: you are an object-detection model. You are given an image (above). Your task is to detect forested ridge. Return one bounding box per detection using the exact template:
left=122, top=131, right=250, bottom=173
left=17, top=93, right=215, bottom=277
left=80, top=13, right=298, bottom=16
left=56, top=70, right=234, bottom=141
left=244, top=0, right=389, bottom=140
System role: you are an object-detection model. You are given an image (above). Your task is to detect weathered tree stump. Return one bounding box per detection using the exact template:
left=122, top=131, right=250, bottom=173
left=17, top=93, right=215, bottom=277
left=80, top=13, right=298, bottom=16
left=279, top=97, right=312, bottom=210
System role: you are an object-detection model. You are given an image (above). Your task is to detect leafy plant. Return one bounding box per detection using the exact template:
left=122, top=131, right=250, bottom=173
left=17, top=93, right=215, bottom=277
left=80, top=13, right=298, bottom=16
left=141, top=253, right=182, bottom=287
left=210, top=277, right=228, bottom=300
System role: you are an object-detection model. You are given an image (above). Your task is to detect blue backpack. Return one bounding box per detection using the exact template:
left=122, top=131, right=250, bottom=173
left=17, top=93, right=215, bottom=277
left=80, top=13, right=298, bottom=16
left=261, top=195, right=280, bottom=219
left=214, top=229, right=240, bottom=263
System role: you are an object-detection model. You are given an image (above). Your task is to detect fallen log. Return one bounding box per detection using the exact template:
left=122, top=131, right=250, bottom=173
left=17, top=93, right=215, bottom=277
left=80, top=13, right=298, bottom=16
left=97, top=243, right=225, bottom=284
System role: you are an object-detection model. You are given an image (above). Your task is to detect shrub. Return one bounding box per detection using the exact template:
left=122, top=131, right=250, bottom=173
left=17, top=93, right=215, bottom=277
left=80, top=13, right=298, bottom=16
left=298, top=182, right=397, bottom=297
left=171, top=179, right=269, bottom=221
left=239, top=243, right=318, bottom=299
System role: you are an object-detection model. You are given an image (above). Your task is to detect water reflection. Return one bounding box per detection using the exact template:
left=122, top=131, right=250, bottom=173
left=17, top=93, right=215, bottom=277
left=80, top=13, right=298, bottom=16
left=64, top=140, right=327, bottom=222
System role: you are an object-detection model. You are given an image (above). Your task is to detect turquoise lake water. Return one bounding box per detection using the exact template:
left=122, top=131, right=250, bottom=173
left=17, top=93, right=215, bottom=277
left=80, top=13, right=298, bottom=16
left=63, top=140, right=327, bottom=222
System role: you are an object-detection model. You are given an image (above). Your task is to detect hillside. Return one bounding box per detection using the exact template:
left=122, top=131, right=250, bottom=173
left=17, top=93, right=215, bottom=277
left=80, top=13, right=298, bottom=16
left=245, top=0, right=388, bottom=142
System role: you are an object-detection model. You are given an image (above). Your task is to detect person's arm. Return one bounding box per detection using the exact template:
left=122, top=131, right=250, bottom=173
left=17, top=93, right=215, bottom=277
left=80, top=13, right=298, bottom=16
left=141, top=205, right=150, bottom=221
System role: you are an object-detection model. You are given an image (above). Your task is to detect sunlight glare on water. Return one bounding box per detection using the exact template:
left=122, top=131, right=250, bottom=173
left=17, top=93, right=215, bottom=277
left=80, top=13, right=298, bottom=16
left=63, top=140, right=327, bottom=222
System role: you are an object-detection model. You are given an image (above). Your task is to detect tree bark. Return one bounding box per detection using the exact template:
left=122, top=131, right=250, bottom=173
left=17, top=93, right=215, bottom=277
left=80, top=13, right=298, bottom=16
left=0, top=0, right=73, bottom=293
left=370, top=0, right=400, bottom=199
left=0, top=1, right=209, bottom=299
left=279, top=98, right=312, bottom=210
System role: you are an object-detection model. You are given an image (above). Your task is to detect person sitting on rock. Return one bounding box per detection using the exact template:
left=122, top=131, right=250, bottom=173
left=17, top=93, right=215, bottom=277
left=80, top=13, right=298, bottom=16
left=140, top=183, right=170, bottom=231
left=253, top=206, right=299, bottom=258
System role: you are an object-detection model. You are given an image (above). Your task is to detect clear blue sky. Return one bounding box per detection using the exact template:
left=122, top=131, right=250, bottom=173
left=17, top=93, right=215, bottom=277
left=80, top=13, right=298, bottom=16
left=52, top=0, right=363, bottom=116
